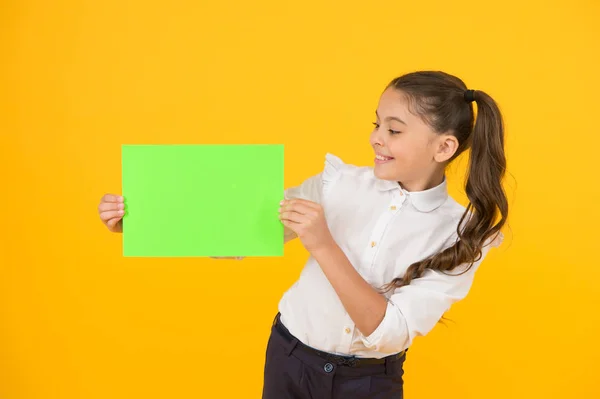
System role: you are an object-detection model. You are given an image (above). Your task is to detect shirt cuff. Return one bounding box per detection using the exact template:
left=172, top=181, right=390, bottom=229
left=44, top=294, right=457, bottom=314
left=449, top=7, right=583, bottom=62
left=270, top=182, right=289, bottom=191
left=359, top=300, right=410, bottom=353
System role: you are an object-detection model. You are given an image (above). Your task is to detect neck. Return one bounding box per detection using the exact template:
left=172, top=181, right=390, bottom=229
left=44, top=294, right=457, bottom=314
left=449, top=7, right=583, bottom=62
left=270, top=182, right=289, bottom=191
left=399, top=170, right=445, bottom=192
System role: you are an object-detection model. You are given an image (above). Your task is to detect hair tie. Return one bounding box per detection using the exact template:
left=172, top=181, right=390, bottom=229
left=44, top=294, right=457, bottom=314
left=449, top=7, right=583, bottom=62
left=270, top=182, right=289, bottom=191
left=464, top=89, right=475, bottom=103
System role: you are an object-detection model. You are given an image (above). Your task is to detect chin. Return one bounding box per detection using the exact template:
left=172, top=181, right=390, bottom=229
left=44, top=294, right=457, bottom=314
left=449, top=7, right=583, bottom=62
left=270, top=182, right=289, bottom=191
left=373, top=165, right=397, bottom=181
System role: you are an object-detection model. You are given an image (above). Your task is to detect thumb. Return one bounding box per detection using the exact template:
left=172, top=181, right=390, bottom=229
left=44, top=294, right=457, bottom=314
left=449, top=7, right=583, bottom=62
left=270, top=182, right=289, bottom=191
left=106, top=217, right=122, bottom=230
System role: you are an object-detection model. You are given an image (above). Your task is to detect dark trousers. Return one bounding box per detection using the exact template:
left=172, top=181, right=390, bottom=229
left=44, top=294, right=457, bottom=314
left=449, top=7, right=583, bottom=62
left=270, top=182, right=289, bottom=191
left=262, top=314, right=405, bottom=399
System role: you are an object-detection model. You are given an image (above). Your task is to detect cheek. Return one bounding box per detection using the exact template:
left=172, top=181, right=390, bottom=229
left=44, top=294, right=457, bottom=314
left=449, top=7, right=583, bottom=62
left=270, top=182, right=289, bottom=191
left=390, top=139, right=430, bottom=167
left=391, top=137, right=431, bottom=161
left=388, top=139, right=409, bottom=161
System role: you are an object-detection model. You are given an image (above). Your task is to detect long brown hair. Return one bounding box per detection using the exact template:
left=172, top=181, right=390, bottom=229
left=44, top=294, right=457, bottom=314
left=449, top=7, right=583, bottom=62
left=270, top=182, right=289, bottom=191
left=383, top=71, right=508, bottom=291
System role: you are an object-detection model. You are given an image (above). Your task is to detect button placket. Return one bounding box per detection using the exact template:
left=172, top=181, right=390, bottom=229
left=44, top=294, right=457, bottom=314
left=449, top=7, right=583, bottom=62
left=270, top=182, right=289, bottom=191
left=340, top=332, right=351, bottom=353
left=365, top=191, right=405, bottom=269
left=340, top=315, right=355, bottom=353
left=390, top=190, right=406, bottom=213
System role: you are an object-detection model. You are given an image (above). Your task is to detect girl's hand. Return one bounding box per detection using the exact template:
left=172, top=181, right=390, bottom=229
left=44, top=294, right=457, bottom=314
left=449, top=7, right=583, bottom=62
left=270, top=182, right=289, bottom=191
left=279, top=199, right=335, bottom=254
left=98, top=194, right=125, bottom=233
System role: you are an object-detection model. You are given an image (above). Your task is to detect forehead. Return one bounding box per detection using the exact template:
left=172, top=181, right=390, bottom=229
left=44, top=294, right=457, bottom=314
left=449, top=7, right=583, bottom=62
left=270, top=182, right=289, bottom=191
left=377, top=88, right=432, bottom=131
left=377, top=88, right=410, bottom=116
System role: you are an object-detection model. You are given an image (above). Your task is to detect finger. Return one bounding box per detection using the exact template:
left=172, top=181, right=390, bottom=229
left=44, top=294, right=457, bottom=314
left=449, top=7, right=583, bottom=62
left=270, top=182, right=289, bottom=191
left=280, top=202, right=304, bottom=215
left=281, top=203, right=319, bottom=219
left=98, top=202, right=124, bottom=213
left=102, top=194, right=124, bottom=203
left=281, top=219, right=301, bottom=231
left=283, top=200, right=321, bottom=214
left=279, top=210, right=310, bottom=224
left=100, top=210, right=124, bottom=222
left=106, top=217, right=122, bottom=229
left=282, top=198, right=320, bottom=210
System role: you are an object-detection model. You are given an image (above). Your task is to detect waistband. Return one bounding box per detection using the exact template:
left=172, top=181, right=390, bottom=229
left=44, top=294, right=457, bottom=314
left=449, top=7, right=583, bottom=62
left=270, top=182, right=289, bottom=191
left=273, top=313, right=406, bottom=368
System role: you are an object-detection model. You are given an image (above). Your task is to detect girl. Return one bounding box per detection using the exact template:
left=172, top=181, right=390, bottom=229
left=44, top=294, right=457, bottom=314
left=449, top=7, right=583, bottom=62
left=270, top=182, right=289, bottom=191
left=97, top=71, right=508, bottom=398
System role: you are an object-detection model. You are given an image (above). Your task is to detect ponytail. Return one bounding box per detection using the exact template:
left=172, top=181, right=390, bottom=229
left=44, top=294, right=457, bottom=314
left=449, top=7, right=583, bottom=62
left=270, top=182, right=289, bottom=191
left=383, top=72, right=508, bottom=292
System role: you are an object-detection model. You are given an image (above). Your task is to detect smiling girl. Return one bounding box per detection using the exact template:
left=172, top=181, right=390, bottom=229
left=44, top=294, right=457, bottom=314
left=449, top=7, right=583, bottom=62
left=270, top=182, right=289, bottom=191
left=98, top=70, right=508, bottom=399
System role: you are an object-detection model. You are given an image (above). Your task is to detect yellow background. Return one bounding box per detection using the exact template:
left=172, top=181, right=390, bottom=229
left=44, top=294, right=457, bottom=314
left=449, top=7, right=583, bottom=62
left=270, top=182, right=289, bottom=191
left=1, top=0, right=599, bottom=398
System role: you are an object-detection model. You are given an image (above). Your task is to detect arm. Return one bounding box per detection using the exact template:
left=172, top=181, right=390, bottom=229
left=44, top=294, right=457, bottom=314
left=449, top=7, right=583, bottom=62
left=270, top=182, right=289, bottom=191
left=280, top=198, right=502, bottom=354
left=314, top=241, right=496, bottom=354
left=312, top=244, right=387, bottom=336
left=279, top=198, right=387, bottom=336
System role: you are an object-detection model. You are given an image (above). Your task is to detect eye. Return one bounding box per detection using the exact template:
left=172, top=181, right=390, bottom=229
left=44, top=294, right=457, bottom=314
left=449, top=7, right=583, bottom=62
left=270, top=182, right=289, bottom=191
left=388, top=129, right=401, bottom=135
left=372, top=122, right=380, bottom=129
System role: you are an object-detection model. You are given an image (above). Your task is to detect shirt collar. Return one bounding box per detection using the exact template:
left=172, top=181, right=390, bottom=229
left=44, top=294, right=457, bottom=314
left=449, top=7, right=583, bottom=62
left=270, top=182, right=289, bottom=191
left=374, top=174, right=448, bottom=213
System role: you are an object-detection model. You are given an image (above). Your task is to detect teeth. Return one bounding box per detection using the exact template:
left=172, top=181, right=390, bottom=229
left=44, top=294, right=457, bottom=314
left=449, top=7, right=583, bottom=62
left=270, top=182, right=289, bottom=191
left=376, top=154, right=393, bottom=160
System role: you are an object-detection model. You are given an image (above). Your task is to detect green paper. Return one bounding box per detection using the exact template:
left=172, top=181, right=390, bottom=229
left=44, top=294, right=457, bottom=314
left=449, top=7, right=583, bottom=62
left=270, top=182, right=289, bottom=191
left=121, top=144, right=284, bottom=257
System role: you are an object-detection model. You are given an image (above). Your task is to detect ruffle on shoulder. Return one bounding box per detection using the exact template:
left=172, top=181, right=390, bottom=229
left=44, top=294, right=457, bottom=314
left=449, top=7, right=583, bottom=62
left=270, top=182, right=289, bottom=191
left=322, top=153, right=347, bottom=197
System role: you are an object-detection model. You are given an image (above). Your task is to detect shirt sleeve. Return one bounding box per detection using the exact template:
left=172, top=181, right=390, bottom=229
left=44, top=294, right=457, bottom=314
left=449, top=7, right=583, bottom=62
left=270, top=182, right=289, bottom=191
left=283, top=153, right=344, bottom=203
left=359, top=233, right=504, bottom=355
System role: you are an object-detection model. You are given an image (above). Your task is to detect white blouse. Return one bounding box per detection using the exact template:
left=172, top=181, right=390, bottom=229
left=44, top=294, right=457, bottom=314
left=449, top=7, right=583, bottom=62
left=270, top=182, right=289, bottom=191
left=279, top=153, right=502, bottom=359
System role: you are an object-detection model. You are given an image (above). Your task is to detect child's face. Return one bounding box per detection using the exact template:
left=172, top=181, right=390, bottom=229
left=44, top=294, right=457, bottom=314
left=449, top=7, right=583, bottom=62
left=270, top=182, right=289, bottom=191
left=370, top=88, right=452, bottom=190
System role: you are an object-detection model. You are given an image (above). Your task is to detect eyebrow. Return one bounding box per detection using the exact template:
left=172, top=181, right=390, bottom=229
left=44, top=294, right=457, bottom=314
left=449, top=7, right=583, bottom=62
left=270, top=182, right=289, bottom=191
left=375, top=111, right=406, bottom=125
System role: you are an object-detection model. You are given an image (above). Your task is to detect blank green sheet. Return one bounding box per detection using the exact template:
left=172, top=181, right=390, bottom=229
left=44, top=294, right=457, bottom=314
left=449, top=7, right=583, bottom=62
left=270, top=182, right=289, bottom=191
left=121, top=144, right=284, bottom=257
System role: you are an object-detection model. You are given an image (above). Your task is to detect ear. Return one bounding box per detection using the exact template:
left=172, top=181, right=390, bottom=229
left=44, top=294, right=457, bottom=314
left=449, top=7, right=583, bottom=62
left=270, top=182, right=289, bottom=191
left=433, top=134, right=459, bottom=163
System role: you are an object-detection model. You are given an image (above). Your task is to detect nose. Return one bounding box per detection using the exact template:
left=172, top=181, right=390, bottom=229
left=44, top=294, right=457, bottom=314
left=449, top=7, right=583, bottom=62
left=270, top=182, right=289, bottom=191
left=370, top=127, right=384, bottom=148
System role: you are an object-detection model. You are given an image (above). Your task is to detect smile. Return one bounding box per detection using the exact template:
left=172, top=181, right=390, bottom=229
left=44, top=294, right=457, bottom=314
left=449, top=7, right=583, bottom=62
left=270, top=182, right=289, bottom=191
left=375, top=154, right=394, bottom=164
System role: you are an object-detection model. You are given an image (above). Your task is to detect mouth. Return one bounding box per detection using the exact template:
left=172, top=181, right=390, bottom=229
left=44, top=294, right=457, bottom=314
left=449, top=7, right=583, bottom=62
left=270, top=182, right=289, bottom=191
left=375, top=153, right=395, bottom=164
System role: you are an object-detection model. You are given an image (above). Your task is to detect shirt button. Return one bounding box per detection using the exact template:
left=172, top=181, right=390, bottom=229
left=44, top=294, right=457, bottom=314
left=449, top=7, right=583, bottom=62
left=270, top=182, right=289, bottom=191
left=345, top=327, right=351, bottom=334
left=324, top=363, right=334, bottom=373
left=390, top=205, right=397, bottom=211
left=371, top=241, right=376, bottom=247
left=399, top=191, right=404, bottom=196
